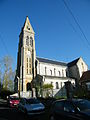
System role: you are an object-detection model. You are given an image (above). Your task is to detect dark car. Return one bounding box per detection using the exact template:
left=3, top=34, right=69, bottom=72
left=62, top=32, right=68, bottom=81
left=50, top=99, right=90, bottom=120
left=7, top=96, right=20, bottom=108
left=18, top=98, right=45, bottom=116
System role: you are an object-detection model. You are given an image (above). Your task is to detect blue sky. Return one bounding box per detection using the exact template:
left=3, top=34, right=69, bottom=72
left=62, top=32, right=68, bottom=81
left=0, top=0, right=90, bottom=69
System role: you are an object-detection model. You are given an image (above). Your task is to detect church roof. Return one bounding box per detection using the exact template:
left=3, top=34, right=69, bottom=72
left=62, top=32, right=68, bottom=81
left=36, top=57, right=67, bottom=66
left=67, top=57, right=80, bottom=67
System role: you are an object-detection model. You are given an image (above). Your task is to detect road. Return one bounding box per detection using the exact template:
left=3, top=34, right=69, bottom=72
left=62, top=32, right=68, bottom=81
left=0, top=99, right=48, bottom=120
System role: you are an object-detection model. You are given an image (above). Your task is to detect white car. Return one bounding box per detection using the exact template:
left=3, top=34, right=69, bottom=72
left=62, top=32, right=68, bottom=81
left=18, top=98, right=45, bottom=115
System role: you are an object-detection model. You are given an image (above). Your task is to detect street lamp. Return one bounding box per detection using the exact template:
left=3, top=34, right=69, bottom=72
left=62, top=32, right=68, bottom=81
left=17, top=76, right=20, bottom=98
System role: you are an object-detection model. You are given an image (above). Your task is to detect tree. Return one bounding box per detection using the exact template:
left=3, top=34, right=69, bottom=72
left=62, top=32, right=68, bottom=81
left=73, top=85, right=87, bottom=98
left=42, top=83, right=53, bottom=97
left=0, top=56, right=15, bottom=91
left=42, top=84, right=53, bottom=89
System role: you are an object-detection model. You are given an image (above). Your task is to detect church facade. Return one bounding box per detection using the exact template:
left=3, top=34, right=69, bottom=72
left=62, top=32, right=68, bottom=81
left=14, top=17, right=88, bottom=97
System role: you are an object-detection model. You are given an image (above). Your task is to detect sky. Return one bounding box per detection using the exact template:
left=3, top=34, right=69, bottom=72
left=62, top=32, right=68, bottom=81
left=0, top=0, right=90, bottom=70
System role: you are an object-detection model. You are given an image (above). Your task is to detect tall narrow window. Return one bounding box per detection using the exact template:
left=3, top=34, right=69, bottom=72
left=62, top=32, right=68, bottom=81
left=27, top=58, right=28, bottom=62
left=27, top=58, right=28, bottom=74
left=45, top=67, right=47, bottom=75
left=56, top=82, right=59, bottom=89
left=29, top=58, right=31, bottom=68
left=50, top=70, right=52, bottom=76
left=26, top=36, right=29, bottom=46
left=58, top=71, right=61, bottom=76
left=26, top=57, right=32, bottom=74
left=27, top=63, right=28, bottom=68
left=29, top=58, right=32, bottom=74
left=29, top=58, right=31, bottom=62
left=54, top=68, right=56, bottom=76
left=27, top=69, right=28, bottom=74
left=30, top=37, right=33, bottom=47
left=29, top=64, right=31, bottom=68
left=62, top=69, right=64, bottom=77
left=29, top=69, right=31, bottom=74
left=60, top=82, right=62, bottom=88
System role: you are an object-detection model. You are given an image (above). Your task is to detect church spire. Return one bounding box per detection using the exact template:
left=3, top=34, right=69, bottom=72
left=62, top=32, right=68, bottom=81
left=23, top=16, right=35, bottom=34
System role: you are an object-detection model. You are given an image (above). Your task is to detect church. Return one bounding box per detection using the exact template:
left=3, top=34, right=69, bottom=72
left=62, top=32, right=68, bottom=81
left=14, top=16, right=88, bottom=97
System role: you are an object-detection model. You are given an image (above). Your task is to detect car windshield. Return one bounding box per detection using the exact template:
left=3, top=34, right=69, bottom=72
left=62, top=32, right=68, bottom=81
left=26, top=99, right=40, bottom=104
left=10, top=97, right=19, bottom=100
left=74, top=100, right=90, bottom=111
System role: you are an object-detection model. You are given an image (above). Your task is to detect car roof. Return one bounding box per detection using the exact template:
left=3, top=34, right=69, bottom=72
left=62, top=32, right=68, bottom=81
left=53, top=98, right=87, bottom=104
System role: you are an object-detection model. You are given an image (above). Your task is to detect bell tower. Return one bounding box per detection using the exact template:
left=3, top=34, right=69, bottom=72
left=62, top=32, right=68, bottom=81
left=16, top=16, right=36, bottom=92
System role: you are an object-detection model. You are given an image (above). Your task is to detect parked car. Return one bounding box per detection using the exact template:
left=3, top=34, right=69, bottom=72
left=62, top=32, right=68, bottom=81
left=18, top=98, right=45, bottom=116
left=7, top=96, right=20, bottom=108
left=50, top=99, right=90, bottom=120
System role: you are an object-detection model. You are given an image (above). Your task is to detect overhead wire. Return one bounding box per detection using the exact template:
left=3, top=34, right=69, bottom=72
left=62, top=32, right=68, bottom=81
left=0, top=33, right=9, bottom=55
left=62, top=0, right=90, bottom=48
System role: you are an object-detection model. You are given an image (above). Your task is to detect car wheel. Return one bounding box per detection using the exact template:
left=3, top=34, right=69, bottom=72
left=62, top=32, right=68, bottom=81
left=50, top=115, right=55, bottom=120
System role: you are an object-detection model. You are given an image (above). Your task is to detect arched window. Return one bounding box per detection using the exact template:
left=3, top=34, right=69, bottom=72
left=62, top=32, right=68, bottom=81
left=26, top=57, right=32, bottom=74
left=54, top=68, right=56, bottom=76
left=30, top=37, right=33, bottom=47
left=58, top=71, right=61, bottom=76
left=56, top=82, right=59, bottom=89
left=50, top=70, right=52, bottom=75
left=26, top=36, right=29, bottom=46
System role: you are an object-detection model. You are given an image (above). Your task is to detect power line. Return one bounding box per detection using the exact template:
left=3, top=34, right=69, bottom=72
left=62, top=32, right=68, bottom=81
left=62, top=0, right=90, bottom=48
left=0, top=33, right=9, bottom=55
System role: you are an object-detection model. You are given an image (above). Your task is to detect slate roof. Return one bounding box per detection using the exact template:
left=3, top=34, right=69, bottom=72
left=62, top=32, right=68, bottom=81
left=36, top=57, right=67, bottom=66
left=67, top=58, right=80, bottom=67
left=80, top=70, right=90, bottom=82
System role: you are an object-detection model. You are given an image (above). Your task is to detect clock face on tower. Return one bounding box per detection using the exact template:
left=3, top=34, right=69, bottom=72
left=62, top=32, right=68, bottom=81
left=27, top=50, right=31, bottom=58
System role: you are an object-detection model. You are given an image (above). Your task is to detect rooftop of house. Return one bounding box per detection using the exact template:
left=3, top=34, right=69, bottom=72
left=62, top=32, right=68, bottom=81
left=67, top=57, right=80, bottom=67
left=80, top=70, right=90, bottom=82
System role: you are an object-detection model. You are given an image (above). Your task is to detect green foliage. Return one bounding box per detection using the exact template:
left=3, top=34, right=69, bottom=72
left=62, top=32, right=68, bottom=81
left=42, top=83, right=53, bottom=89
left=55, top=96, right=67, bottom=99
left=0, top=89, right=14, bottom=99
left=73, top=85, right=87, bottom=98
left=42, top=83, right=53, bottom=98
